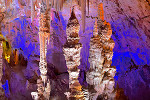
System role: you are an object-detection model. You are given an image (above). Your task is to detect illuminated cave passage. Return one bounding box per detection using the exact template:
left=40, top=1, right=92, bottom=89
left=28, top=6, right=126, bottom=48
left=0, top=0, right=150, bottom=100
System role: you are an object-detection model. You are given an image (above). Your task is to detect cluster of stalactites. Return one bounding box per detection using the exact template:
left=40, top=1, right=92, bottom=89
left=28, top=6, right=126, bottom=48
left=50, top=0, right=90, bottom=25
left=0, top=0, right=89, bottom=33
left=42, top=0, right=88, bottom=32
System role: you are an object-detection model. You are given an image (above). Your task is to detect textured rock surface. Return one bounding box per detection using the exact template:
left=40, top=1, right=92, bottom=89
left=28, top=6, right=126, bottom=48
left=31, top=1, right=51, bottom=100
left=63, top=9, right=84, bottom=100
left=85, top=4, right=116, bottom=99
left=0, top=41, right=6, bottom=99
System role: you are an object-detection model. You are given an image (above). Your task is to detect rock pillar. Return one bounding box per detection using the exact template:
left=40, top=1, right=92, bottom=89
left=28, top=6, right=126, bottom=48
left=63, top=9, right=84, bottom=100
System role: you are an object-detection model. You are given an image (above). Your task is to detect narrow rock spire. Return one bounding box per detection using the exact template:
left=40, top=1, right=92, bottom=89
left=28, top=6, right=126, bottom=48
left=31, top=1, right=51, bottom=99
left=63, top=7, right=84, bottom=100
left=93, top=19, right=98, bottom=37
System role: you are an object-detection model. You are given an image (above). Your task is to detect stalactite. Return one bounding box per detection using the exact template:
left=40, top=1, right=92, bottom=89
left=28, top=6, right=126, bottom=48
left=51, top=0, right=54, bottom=8
left=52, top=0, right=65, bottom=11
left=46, top=0, right=50, bottom=9
left=54, top=0, right=57, bottom=10
left=77, top=0, right=81, bottom=7
left=60, top=0, right=63, bottom=10
left=63, top=8, right=84, bottom=100
left=56, top=0, right=59, bottom=11
left=71, top=0, right=72, bottom=6
left=31, top=0, right=34, bottom=22
left=87, top=0, right=89, bottom=15
left=81, top=0, right=86, bottom=33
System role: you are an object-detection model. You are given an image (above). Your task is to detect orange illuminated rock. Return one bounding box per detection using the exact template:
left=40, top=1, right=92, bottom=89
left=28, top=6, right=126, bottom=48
left=98, top=3, right=104, bottom=21
left=13, top=49, right=19, bottom=65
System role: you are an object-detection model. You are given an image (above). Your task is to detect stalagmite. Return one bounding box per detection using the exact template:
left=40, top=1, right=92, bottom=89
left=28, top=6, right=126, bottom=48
left=63, top=8, right=84, bottom=100
left=0, top=12, right=5, bottom=100
left=85, top=19, right=103, bottom=100
left=31, top=1, right=51, bottom=100
left=85, top=3, right=116, bottom=100
left=0, top=38, right=4, bottom=99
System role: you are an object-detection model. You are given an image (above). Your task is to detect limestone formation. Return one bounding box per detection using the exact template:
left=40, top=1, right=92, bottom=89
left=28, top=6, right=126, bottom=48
left=63, top=8, right=84, bottom=100
left=0, top=16, right=6, bottom=99
left=31, top=1, right=51, bottom=100
left=31, top=0, right=34, bottom=22
left=85, top=3, right=116, bottom=100
left=0, top=40, right=4, bottom=99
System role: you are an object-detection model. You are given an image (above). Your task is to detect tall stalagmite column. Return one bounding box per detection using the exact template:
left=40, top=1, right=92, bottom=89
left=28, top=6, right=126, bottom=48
left=63, top=9, right=84, bottom=100
left=0, top=38, right=4, bottom=99
left=85, top=3, right=116, bottom=100
left=0, top=13, right=5, bottom=99
left=31, top=1, right=51, bottom=100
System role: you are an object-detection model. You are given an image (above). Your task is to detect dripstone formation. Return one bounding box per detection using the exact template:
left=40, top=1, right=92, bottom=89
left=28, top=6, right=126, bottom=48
left=85, top=3, right=116, bottom=100
left=31, top=1, right=51, bottom=100
left=63, top=8, right=84, bottom=100
left=0, top=38, right=5, bottom=99
left=0, top=17, right=5, bottom=99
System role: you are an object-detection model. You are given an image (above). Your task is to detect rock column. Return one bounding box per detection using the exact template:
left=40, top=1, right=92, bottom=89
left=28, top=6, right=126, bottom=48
left=63, top=9, right=84, bottom=100
left=0, top=14, right=5, bottom=99
left=85, top=3, right=116, bottom=100
left=0, top=40, right=4, bottom=99
left=31, top=1, right=51, bottom=100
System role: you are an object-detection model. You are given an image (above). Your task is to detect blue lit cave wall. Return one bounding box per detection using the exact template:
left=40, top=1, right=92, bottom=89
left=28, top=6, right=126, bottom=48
left=0, top=0, right=150, bottom=100
left=102, top=1, right=150, bottom=100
